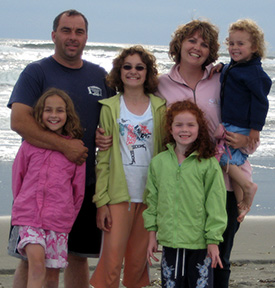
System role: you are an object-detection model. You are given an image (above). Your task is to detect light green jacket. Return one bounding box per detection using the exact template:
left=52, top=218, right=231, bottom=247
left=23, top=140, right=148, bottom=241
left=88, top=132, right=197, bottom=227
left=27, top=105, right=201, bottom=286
left=93, top=93, right=166, bottom=208
left=143, top=143, right=227, bottom=249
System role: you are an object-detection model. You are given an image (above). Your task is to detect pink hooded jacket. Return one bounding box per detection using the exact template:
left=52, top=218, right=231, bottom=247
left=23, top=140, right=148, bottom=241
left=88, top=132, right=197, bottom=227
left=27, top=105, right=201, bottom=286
left=157, top=63, right=221, bottom=137
left=157, top=63, right=253, bottom=190
left=11, top=140, right=85, bottom=233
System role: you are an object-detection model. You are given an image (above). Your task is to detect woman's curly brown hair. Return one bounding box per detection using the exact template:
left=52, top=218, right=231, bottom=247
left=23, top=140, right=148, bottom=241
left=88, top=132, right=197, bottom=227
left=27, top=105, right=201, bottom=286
left=106, top=45, right=159, bottom=94
left=169, top=19, right=220, bottom=69
left=165, top=100, right=216, bottom=160
left=34, top=88, right=83, bottom=139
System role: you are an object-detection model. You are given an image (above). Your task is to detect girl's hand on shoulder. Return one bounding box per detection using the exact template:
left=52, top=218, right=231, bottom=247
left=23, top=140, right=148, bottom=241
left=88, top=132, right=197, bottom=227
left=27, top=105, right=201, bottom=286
left=96, top=205, right=112, bottom=232
left=147, top=231, right=159, bottom=266
left=208, top=63, right=223, bottom=79
left=207, top=244, right=223, bottom=269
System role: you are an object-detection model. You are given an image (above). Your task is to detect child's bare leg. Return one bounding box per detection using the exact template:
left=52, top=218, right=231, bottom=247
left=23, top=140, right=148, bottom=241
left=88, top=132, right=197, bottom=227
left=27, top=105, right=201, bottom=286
left=222, top=164, right=257, bottom=208
left=44, top=268, right=60, bottom=288
left=231, top=180, right=243, bottom=204
left=231, top=180, right=250, bottom=222
left=25, top=244, right=46, bottom=288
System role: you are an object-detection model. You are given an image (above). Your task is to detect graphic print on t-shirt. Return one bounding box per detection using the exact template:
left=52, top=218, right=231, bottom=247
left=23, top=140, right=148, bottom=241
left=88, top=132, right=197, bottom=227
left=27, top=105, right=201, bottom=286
left=118, top=96, right=153, bottom=202
left=119, top=119, right=152, bottom=165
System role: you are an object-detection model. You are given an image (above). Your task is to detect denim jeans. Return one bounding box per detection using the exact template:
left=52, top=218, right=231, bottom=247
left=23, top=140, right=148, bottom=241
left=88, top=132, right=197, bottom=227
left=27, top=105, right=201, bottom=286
left=220, top=123, right=250, bottom=167
left=214, top=191, right=240, bottom=288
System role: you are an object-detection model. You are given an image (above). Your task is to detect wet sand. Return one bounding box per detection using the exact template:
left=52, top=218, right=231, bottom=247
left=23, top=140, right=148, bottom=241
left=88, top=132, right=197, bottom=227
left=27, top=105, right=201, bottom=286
left=1, top=216, right=275, bottom=287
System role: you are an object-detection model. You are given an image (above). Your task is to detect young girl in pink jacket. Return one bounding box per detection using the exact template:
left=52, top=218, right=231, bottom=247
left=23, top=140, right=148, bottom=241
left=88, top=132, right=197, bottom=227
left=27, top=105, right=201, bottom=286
left=11, top=88, right=85, bottom=288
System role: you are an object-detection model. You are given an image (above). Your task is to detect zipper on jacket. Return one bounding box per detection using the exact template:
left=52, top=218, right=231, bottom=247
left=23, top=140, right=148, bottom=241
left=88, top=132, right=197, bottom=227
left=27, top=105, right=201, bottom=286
left=173, top=165, right=181, bottom=247
left=176, top=167, right=180, bottom=181
left=170, top=66, right=214, bottom=105
left=220, top=62, right=239, bottom=105
left=168, top=74, right=201, bottom=104
left=192, top=79, right=205, bottom=104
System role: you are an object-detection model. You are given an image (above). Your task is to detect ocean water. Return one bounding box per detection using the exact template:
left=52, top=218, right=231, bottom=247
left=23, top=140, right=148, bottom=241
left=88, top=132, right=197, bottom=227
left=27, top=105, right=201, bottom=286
left=0, top=38, right=274, bottom=216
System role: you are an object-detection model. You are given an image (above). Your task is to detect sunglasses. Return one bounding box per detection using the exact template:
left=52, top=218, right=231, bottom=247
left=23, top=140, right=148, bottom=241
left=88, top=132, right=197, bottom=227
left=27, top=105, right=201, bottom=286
left=122, top=64, right=146, bottom=71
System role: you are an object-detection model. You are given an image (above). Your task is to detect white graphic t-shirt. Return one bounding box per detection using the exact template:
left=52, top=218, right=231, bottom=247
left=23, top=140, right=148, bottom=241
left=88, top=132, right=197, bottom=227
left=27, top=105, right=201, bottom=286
left=118, top=96, right=154, bottom=202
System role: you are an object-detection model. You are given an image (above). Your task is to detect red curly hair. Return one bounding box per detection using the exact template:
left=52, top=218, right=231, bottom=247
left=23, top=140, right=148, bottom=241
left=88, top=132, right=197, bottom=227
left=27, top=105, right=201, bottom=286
left=165, top=100, right=216, bottom=160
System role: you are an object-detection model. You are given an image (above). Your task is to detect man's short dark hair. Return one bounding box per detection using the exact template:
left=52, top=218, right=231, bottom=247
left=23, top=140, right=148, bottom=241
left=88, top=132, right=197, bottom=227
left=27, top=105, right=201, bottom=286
left=53, top=9, right=88, bottom=33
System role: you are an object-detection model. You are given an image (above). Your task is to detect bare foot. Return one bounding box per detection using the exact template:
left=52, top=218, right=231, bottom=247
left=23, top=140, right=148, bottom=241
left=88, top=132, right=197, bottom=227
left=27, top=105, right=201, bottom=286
left=237, top=206, right=250, bottom=223
left=239, top=183, right=257, bottom=209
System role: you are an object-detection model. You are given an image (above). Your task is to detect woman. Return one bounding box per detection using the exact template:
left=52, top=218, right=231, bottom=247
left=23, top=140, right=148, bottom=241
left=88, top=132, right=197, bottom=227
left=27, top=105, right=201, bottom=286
left=157, top=20, right=251, bottom=288
left=96, top=20, right=251, bottom=288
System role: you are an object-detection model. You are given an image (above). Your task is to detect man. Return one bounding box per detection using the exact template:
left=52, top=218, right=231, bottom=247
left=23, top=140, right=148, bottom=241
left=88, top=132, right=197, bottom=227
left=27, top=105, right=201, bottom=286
left=7, top=9, right=114, bottom=288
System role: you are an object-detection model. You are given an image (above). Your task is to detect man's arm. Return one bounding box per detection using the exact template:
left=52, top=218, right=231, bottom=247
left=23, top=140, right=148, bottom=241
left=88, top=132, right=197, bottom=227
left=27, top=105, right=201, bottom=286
left=95, top=127, right=112, bottom=151
left=11, top=102, right=88, bottom=165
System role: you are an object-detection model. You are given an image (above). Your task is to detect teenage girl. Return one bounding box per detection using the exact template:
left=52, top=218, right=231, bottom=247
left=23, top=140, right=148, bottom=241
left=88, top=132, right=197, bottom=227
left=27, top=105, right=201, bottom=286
left=11, top=88, right=85, bottom=288
left=143, top=100, right=227, bottom=288
left=90, top=45, right=166, bottom=288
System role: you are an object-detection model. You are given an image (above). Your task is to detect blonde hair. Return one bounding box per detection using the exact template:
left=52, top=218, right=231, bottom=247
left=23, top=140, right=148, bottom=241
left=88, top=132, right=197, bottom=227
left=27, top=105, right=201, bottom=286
left=34, top=88, right=83, bottom=139
left=226, top=19, right=266, bottom=58
left=169, top=19, right=220, bottom=69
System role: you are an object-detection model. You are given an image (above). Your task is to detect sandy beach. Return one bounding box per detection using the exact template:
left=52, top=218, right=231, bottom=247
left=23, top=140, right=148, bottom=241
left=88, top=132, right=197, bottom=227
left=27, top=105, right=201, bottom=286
left=0, top=216, right=275, bottom=287
left=1, top=155, right=275, bottom=287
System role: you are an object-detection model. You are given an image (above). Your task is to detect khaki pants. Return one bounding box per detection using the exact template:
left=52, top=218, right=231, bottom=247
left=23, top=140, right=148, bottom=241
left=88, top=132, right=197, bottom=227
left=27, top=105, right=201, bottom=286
left=90, top=202, right=150, bottom=288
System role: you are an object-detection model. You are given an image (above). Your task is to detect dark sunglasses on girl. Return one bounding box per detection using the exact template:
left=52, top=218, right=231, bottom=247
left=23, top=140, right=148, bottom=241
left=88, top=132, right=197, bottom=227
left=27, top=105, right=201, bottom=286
left=122, top=64, right=146, bottom=71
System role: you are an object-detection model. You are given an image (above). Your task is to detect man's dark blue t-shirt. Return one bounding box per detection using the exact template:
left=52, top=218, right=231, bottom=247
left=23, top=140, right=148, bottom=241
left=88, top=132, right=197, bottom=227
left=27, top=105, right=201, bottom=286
left=8, top=56, right=114, bottom=186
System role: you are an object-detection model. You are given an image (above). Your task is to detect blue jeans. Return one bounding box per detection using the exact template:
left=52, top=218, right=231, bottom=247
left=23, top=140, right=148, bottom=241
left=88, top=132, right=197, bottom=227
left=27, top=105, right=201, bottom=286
left=214, top=191, right=240, bottom=288
left=220, top=123, right=249, bottom=167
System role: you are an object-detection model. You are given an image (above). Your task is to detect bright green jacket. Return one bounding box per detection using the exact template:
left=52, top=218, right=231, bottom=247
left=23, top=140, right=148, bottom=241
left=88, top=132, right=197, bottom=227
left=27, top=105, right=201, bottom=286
left=143, top=143, right=227, bottom=249
left=93, top=93, right=166, bottom=208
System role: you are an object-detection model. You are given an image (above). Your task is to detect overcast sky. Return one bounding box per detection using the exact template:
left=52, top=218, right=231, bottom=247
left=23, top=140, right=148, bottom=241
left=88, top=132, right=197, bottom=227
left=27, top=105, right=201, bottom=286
left=1, top=0, right=274, bottom=52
